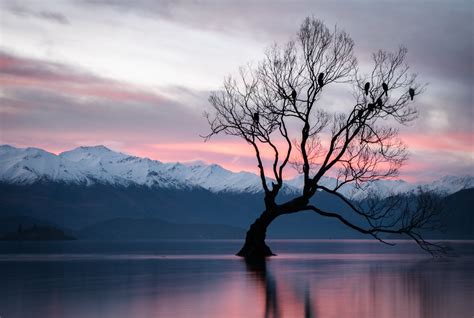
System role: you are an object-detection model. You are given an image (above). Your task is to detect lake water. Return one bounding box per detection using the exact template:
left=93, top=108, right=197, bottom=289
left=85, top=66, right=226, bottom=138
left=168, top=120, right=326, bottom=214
left=1, top=240, right=473, bottom=318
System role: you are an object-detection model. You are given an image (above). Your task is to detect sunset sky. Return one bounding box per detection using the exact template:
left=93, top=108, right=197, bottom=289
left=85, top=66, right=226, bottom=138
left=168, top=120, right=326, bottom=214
left=1, top=0, right=472, bottom=181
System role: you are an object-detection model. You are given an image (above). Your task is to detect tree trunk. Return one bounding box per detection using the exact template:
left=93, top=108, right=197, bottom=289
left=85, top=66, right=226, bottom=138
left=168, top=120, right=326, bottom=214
left=236, top=209, right=278, bottom=260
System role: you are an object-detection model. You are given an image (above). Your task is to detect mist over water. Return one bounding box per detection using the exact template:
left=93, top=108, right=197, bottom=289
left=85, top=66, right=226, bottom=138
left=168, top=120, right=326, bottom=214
left=1, top=240, right=473, bottom=318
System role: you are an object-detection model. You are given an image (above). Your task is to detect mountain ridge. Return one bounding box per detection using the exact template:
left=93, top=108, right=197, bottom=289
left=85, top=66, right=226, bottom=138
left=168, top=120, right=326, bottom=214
left=1, top=144, right=472, bottom=197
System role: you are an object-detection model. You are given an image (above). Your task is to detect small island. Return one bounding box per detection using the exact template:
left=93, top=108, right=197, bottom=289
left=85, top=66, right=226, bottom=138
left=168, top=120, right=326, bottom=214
left=0, top=224, right=76, bottom=241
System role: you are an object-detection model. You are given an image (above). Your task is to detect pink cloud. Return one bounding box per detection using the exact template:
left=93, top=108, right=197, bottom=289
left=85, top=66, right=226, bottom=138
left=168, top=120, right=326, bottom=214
left=401, top=132, right=473, bottom=154
left=0, top=52, right=165, bottom=103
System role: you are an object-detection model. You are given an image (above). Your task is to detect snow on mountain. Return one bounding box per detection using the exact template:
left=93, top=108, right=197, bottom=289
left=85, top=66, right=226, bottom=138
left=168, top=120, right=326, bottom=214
left=59, top=146, right=180, bottom=188
left=284, top=174, right=413, bottom=198
left=0, top=145, right=87, bottom=184
left=1, top=144, right=472, bottom=197
left=420, top=175, right=474, bottom=195
left=286, top=175, right=342, bottom=193
left=283, top=172, right=474, bottom=198
left=160, top=162, right=264, bottom=193
left=0, top=145, right=266, bottom=193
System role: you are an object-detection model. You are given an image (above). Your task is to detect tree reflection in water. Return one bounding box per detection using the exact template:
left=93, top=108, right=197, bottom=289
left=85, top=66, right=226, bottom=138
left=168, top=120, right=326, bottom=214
left=243, top=256, right=473, bottom=318
left=244, top=258, right=316, bottom=318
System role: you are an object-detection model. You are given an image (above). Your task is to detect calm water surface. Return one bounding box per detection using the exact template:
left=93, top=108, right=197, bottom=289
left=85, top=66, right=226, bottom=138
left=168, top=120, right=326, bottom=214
left=0, top=240, right=473, bottom=318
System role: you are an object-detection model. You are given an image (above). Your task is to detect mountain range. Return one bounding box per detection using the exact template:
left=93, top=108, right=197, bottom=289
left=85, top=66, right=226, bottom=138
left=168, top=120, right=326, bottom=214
left=1, top=144, right=473, bottom=198
left=0, top=144, right=472, bottom=240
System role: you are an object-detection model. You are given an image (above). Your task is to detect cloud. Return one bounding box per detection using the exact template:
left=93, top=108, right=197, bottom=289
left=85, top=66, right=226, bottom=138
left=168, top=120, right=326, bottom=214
left=0, top=51, right=95, bottom=83
left=0, top=1, right=472, bottom=180
left=80, top=0, right=473, bottom=83
left=402, top=132, right=473, bottom=154
left=0, top=51, right=169, bottom=102
left=0, top=51, right=209, bottom=149
left=76, top=0, right=473, bottom=134
left=38, top=11, right=69, bottom=25
left=8, top=5, right=69, bottom=25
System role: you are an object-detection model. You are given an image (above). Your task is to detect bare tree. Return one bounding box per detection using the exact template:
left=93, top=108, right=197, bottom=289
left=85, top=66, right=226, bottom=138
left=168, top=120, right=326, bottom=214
left=204, top=17, right=443, bottom=259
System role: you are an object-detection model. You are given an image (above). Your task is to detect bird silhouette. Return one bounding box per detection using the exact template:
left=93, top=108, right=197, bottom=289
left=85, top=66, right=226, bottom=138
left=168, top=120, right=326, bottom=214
left=318, top=73, right=324, bottom=87
left=253, top=112, right=260, bottom=125
left=357, top=109, right=364, bottom=118
left=382, top=83, right=388, bottom=96
left=409, top=88, right=415, bottom=101
left=291, top=89, right=297, bottom=101
left=377, top=98, right=383, bottom=108
left=368, top=103, right=375, bottom=112
left=364, top=82, right=370, bottom=96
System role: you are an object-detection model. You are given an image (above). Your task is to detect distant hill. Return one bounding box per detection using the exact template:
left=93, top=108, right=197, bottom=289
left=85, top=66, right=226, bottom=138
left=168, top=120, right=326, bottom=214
left=0, top=182, right=265, bottom=230
left=0, top=181, right=355, bottom=238
left=78, top=218, right=245, bottom=240
left=0, top=181, right=472, bottom=240
left=428, top=188, right=474, bottom=239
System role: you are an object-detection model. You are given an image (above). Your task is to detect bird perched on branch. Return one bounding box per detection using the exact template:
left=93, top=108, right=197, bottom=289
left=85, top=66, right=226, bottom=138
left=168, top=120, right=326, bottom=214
left=377, top=98, right=383, bottom=108
left=368, top=103, right=375, bottom=112
left=253, top=112, right=259, bottom=126
left=291, top=89, right=297, bottom=102
left=382, top=83, right=388, bottom=96
left=357, top=109, right=364, bottom=118
left=409, top=88, right=415, bottom=101
left=364, top=82, right=370, bottom=96
left=318, top=73, right=324, bottom=87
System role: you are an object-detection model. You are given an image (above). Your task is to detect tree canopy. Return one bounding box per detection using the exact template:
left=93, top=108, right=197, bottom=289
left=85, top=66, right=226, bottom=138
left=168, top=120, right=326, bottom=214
left=204, top=17, right=443, bottom=257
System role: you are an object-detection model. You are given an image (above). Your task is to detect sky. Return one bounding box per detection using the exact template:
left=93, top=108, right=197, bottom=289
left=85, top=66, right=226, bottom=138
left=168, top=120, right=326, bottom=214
left=0, top=0, right=472, bottom=182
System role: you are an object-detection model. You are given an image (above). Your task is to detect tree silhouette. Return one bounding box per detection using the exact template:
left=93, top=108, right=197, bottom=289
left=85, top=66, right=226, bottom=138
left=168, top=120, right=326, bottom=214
left=204, top=17, right=443, bottom=259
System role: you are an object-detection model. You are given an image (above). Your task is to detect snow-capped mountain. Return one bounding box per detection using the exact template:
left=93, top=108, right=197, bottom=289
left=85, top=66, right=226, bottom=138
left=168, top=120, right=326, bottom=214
left=0, top=145, right=88, bottom=184
left=284, top=172, right=474, bottom=198
left=284, top=174, right=416, bottom=198
left=1, top=144, right=473, bottom=197
left=420, top=175, right=474, bottom=194
left=0, top=145, right=267, bottom=193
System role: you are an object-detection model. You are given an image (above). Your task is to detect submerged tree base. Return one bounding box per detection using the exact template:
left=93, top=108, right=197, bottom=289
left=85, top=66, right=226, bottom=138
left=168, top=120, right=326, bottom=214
left=236, top=242, right=275, bottom=260
left=236, top=210, right=277, bottom=260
